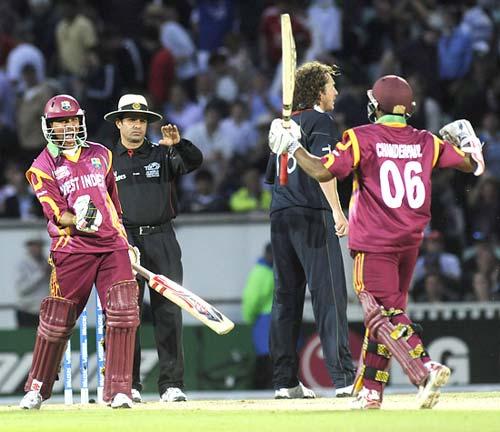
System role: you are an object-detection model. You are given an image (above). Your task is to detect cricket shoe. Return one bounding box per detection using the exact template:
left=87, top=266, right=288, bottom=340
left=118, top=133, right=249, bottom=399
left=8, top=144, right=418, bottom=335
left=335, top=384, right=354, bottom=398
left=110, top=393, right=133, bottom=409
left=19, top=391, right=43, bottom=410
left=131, top=389, right=142, bottom=403
left=417, top=361, right=451, bottom=409
left=161, top=387, right=187, bottom=402
left=350, top=387, right=381, bottom=410
left=275, top=382, right=316, bottom=399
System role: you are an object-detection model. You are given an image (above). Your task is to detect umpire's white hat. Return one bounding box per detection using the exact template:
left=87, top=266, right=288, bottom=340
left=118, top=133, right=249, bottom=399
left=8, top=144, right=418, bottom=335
left=104, top=94, right=163, bottom=123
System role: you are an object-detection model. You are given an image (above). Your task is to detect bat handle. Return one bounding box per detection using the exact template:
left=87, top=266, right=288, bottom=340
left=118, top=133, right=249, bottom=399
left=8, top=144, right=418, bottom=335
left=279, top=154, right=288, bottom=185
left=132, top=263, right=155, bottom=281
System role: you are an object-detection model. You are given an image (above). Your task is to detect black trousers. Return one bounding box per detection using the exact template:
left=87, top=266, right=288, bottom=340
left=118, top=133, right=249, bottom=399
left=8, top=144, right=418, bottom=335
left=270, top=207, right=355, bottom=389
left=126, top=223, right=184, bottom=395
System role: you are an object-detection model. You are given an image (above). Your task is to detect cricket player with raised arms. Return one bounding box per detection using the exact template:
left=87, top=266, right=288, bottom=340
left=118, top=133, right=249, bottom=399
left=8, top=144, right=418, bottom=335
left=268, top=75, right=485, bottom=409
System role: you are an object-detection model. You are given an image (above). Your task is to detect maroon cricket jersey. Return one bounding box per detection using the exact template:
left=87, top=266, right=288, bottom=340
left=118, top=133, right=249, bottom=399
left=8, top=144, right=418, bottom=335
left=26, top=142, right=129, bottom=253
left=320, top=116, right=466, bottom=253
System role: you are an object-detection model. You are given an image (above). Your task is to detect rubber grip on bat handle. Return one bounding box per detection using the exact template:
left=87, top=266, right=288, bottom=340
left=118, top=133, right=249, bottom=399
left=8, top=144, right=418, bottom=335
left=279, top=154, right=288, bottom=185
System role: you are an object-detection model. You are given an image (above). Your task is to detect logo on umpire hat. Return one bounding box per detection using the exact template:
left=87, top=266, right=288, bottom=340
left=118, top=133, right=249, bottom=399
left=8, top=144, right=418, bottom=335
left=104, top=94, right=163, bottom=123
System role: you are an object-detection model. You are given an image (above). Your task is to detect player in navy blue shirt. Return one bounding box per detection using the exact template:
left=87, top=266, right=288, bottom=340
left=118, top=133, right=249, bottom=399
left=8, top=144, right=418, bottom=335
left=268, top=62, right=355, bottom=399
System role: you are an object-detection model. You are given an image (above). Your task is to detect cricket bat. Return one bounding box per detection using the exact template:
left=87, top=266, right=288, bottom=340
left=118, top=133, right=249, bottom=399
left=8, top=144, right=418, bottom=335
left=279, top=13, right=297, bottom=185
left=132, top=263, right=235, bottom=335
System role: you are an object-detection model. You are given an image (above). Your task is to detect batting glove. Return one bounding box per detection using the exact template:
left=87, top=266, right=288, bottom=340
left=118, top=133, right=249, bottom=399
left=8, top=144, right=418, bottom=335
left=439, top=119, right=485, bottom=176
left=268, top=118, right=302, bottom=155
left=73, top=195, right=101, bottom=232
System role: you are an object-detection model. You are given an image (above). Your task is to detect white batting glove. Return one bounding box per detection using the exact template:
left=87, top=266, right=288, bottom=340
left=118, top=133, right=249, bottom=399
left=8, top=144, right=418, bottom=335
left=439, top=119, right=476, bottom=147
left=128, top=245, right=141, bottom=276
left=73, top=194, right=102, bottom=232
left=439, top=119, right=485, bottom=176
left=268, top=118, right=302, bottom=155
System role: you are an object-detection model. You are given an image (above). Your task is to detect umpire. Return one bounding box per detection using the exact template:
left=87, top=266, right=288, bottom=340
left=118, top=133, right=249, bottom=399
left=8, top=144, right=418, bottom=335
left=104, top=94, right=203, bottom=402
left=267, top=62, right=355, bottom=398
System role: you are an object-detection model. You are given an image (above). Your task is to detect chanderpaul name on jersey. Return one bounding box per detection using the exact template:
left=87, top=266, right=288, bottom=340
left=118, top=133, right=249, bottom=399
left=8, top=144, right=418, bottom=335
left=376, top=143, right=423, bottom=159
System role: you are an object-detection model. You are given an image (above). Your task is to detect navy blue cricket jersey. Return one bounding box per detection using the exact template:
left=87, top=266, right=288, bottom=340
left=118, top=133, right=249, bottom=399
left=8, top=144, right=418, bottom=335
left=270, top=108, right=340, bottom=214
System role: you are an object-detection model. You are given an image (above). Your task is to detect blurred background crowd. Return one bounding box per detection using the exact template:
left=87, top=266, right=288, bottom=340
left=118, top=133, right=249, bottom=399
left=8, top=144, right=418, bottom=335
left=0, top=0, right=498, bottom=303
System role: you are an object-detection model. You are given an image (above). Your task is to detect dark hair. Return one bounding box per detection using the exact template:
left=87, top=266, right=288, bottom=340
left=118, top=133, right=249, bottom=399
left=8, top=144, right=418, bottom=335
left=293, top=62, right=339, bottom=110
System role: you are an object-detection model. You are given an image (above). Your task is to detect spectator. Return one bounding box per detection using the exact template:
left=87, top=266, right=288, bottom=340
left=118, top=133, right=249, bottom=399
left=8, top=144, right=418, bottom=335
left=471, top=271, right=500, bottom=302
left=148, top=44, right=175, bottom=108
left=0, top=161, right=42, bottom=219
left=6, top=27, right=45, bottom=93
left=437, top=5, right=473, bottom=103
left=0, top=68, right=17, bottom=160
left=181, top=169, right=228, bottom=213
left=466, top=175, right=500, bottom=245
left=16, top=63, right=58, bottom=162
left=164, top=83, right=203, bottom=134
left=412, top=230, right=462, bottom=300
left=191, top=0, right=235, bottom=71
left=419, top=272, right=460, bottom=303
left=407, top=74, right=442, bottom=133
left=463, top=241, right=500, bottom=301
left=360, top=0, right=397, bottom=78
left=183, top=99, right=231, bottom=188
left=247, top=71, right=281, bottom=124
left=15, top=238, right=50, bottom=327
left=430, top=169, right=466, bottom=253
left=258, top=1, right=309, bottom=71
left=208, top=49, right=239, bottom=103
left=305, top=0, right=342, bottom=61
left=479, top=112, right=500, bottom=181
left=398, top=24, right=441, bottom=100
left=55, top=0, right=98, bottom=79
left=460, top=0, right=494, bottom=52
left=229, top=167, right=271, bottom=213
left=195, top=72, right=216, bottom=109
left=241, top=242, right=274, bottom=389
left=79, top=44, right=120, bottom=139
left=158, top=6, right=198, bottom=99
left=220, top=99, right=258, bottom=156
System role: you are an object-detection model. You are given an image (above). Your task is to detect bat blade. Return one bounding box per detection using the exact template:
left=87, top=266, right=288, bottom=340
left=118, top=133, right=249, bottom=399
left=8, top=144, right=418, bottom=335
left=133, top=263, right=235, bottom=335
left=280, top=13, right=297, bottom=186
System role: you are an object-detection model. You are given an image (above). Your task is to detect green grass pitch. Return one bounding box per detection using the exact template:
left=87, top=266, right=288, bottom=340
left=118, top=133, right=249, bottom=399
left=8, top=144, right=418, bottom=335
left=1, top=392, right=499, bottom=432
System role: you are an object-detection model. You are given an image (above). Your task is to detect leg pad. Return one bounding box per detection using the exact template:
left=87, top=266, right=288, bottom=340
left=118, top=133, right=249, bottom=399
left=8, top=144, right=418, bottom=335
left=24, top=297, right=77, bottom=400
left=103, top=280, right=139, bottom=402
left=358, top=290, right=428, bottom=386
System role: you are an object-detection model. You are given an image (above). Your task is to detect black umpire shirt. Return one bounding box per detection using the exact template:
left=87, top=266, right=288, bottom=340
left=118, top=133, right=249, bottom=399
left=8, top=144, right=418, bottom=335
left=109, top=138, right=203, bottom=227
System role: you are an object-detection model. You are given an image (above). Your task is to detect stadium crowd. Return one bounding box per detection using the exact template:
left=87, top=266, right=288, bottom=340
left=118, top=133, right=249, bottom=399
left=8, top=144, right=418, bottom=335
left=0, top=0, right=498, bottom=302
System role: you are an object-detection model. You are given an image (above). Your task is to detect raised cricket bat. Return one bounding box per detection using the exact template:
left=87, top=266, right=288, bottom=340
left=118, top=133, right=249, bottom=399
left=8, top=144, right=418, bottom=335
left=279, top=13, right=297, bottom=185
left=133, top=263, right=234, bottom=335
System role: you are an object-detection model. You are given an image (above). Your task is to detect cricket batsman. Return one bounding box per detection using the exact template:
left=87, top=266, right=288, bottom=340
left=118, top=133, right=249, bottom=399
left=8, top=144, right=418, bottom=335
left=268, top=75, right=485, bottom=409
left=20, top=95, right=140, bottom=409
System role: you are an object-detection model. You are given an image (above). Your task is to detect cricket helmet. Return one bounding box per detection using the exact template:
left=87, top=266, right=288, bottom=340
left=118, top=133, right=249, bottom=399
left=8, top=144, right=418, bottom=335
left=367, top=75, right=415, bottom=123
left=41, top=94, right=87, bottom=149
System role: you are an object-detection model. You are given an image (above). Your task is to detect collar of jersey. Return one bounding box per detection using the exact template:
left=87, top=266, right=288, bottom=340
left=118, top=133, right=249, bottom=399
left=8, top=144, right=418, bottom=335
left=376, top=114, right=407, bottom=127
left=118, top=138, right=151, bottom=155
left=62, top=146, right=82, bottom=162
